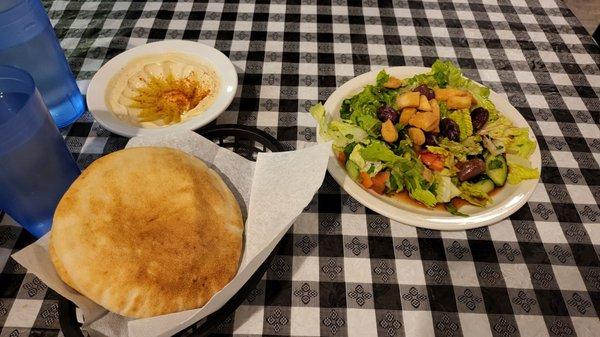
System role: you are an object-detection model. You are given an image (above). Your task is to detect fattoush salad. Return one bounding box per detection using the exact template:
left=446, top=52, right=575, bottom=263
left=311, top=60, right=540, bottom=216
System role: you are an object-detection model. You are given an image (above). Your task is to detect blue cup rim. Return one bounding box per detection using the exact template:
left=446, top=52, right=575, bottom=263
left=0, top=65, right=35, bottom=97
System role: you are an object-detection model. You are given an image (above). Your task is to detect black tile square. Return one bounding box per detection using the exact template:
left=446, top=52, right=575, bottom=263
left=535, top=289, right=569, bottom=316
left=570, top=244, right=600, bottom=267
left=67, top=122, right=92, bottom=137
left=148, top=28, right=167, bottom=40
left=468, top=240, right=498, bottom=263
left=319, top=282, right=347, bottom=308
left=276, top=233, right=294, bottom=256
left=155, top=10, right=174, bottom=20
left=427, top=285, right=457, bottom=312
left=481, top=287, right=513, bottom=314
left=372, top=283, right=402, bottom=310
left=319, top=234, right=344, bottom=257
left=418, top=238, right=446, bottom=261
left=318, top=75, right=337, bottom=88
left=264, top=280, right=292, bottom=306
left=279, top=99, right=298, bottom=113
left=368, top=236, right=395, bottom=259
left=555, top=205, right=582, bottom=223
left=318, top=193, right=341, bottom=213
left=0, top=273, right=25, bottom=297
left=519, top=242, right=550, bottom=264
left=280, top=74, right=299, bottom=87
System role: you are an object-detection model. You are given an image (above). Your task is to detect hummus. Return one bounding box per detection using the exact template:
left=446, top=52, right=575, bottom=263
left=105, top=53, right=220, bottom=127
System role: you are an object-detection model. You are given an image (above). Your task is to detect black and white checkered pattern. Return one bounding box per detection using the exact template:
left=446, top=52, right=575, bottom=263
left=1, top=0, right=599, bottom=336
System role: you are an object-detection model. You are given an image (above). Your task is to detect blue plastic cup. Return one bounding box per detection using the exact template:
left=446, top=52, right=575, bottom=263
left=0, top=0, right=85, bottom=128
left=0, top=66, right=80, bottom=237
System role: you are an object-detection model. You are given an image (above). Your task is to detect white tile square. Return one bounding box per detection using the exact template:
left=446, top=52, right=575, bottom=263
left=513, top=71, right=537, bottom=84
left=528, top=31, right=547, bottom=43
left=470, top=48, right=492, bottom=60
left=332, top=22, right=350, bottom=34
left=572, top=317, right=600, bottom=337
left=500, top=263, right=534, bottom=289
left=505, top=49, right=526, bottom=61
left=447, top=261, right=480, bottom=287
left=459, top=313, right=492, bottom=337
left=549, top=15, right=568, bottom=26
left=560, top=33, right=581, bottom=45
left=535, top=222, right=567, bottom=244
left=256, top=110, right=280, bottom=127
left=496, top=29, right=516, bottom=41
left=341, top=213, right=368, bottom=236
left=525, top=94, right=549, bottom=109
left=395, top=259, right=426, bottom=285
left=538, top=50, right=560, bottom=63
left=333, top=41, right=353, bottom=54
left=344, top=258, right=373, bottom=283
left=577, top=123, right=600, bottom=139
left=390, top=220, right=418, bottom=238
left=549, top=72, right=573, bottom=87
left=536, top=121, right=562, bottom=136
left=440, top=231, right=467, bottom=240
left=463, top=28, right=483, bottom=40
left=479, top=69, right=501, bottom=83
left=572, top=53, right=596, bottom=65
left=488, top=220, right=519, bottom=242
left=290, top=306, right=320, bottom=335
left=346, top=308, right=377, bottom=337
left=4, top=299, right=43, bottom=328
left=398, top=25, right=417, bottom=37
left=430, top=27, right=450, bottom=38
left=515, top=315, right=549, bottom=337
left=403, top=311, right=435, bottom=337
left=552, top=265, right=588, bottom=291
left=562, top=96, right=587, bottom=111
left=583, top=223, right=600, bottom=243
left=233, top=305, right=264, bottom=334
left=529, top=183, right=551, bottom=203
left=551, top=151, right=579, bottom=168
left=565, top=185, right=596, bottom=205
left=455, top=10, right=475, bottom=21
left=425, top=9, right=444, bottom=19
left=488, top=12, right=506, bottom=22
left=292, top=256, right=320, bottom=282
left=436, top=46, right=456, bottom=59
left=518, top=14, right=537, bottom=24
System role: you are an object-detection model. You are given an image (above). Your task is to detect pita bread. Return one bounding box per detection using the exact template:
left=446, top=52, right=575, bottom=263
left=49, top=147, right=243, bottom=318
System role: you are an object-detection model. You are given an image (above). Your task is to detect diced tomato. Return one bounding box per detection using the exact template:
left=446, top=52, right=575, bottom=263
left=337, top=151, right=346, bottom=165
left=419, top=151, right=444, bottom=172
left=360, top=172, right=373, bottom=189
left=370, top=171, right=390, bottom=195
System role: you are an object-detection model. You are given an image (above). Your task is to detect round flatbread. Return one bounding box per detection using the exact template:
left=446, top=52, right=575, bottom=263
left=49, top=147, right=243, bottom=318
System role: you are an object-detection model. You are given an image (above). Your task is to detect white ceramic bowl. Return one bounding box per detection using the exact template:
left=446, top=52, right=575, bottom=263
left=320, top=66, right=541, bottom=230
left=86, top=40, right=238, bottom=137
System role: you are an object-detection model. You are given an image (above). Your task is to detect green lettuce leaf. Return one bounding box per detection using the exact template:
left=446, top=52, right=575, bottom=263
left=376, top=70, right=390, bottom=88
left=434, top=175, right=462, bottom=203
left=356, top=114, right=382, bottom=137
left=448, top=108, right=473, bottom=141
left=506, top=153, right=540, bottom=184
left=459, top=181, right=492, bottom=207
left=310, top=103, right=368, bottom=150
left=506, top=133, right=536, bottom=158
left=435, top=136, right=482, bottom=162
left=360, top=142, right=400, bottom=163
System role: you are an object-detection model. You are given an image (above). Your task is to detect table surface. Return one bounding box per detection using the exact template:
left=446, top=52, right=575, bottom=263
left=1, top=0, right=599, bottom=336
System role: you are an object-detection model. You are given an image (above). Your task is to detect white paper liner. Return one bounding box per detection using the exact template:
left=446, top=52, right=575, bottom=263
left=12, top=131, right=330, bottom=337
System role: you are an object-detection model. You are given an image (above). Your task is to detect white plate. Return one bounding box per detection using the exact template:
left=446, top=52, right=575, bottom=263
left=86, top=40, right=237, bottom=137
left=320, top=66, right=541, bottom=230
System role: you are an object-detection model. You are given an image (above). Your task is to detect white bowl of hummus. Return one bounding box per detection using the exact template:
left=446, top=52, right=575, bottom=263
left=87, top=40, right=237, bottom=137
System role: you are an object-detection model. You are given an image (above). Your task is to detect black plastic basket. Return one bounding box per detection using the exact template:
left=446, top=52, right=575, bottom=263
left=59, top=124, right=285, bottom=337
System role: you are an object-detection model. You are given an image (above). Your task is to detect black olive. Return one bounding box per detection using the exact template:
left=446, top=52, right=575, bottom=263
left=413, top=84, right=435, bottom=100
left=424, top=132, right=437, bottom=146
left=377, top=105, right=399, bottom=124
left=440, top=118, right=460, bottom=142
left=457, top=158, right=486, bottom=182
left=470, top=107, right=489, bottom=132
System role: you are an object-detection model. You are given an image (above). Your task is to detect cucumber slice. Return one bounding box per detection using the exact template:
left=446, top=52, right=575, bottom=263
left=473, top=178, right=495, bottom=194
left=486, top=155, right=507, bottom=186
left=346, top=160, right=360, bottom=181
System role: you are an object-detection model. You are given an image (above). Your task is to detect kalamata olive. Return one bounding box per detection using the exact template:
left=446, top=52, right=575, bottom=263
left=470, top=107, right=489, bottom=132
left=440, top=118, right=460, bottom=142
left=377, top=105, right=399, bottom=124
left=424, top=132, right=437, bottom=146
left=413, top=84, right=435, bottom=100
left=457, top=158, right=486, bottom=182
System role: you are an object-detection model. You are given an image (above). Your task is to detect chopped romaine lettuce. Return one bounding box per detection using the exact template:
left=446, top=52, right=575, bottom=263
left=506, top=153, right=540, bottom=184
left=434, top=175, right=462, bottom=203
left=376, top=70, right=389, bottom=88
left=360, top=142, right=400, bottom=163
left=459, top=181, right=492, bottom=207
left=348, top=144, right=366, bottom=170
left=506, top=133, right=536, bottom=158
left=448, top=109, right=473, bottom=141
left=439, top=101, right=450, bottom=118
left=356, top=114, right=382, bottom=137
left=436, top=136, right=482, bottom=162
left=310, top=103, right=368, bottom=150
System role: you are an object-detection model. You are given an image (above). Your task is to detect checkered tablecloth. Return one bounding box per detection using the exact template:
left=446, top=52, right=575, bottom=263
left=1, top=0, right=599, bottom=336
